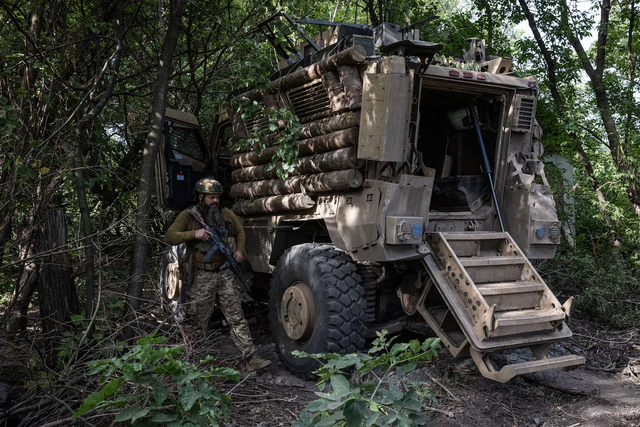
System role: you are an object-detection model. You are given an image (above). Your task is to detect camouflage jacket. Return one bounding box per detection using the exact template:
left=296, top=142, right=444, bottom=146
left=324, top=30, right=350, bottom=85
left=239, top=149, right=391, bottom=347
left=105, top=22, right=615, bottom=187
left=164, top=206, right=246, bottom=265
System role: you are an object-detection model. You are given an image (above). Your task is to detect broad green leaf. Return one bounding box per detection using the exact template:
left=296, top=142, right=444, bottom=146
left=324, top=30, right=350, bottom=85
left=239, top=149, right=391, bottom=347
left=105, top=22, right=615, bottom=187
left=389, top=385, right=404, bottom=401
left=102, top=378, right=121, bottom=396
left=390, top=343, right=410, bottom=356
left=343, top=398, right=367, bottom=427
left=394, top=412, right=412, bottom=427
left=409, top=413, right=426, bottom=425
left=73, top=390, right=104, bottom=420
left=180, top=386, right=200, bottom=411
left=305, top=399, right=333, bottom=412
left=330, top=375, right=351, bottom=399
left=364, top=412, right=381, bottom=426
left=149, top=412, right=178, bottom=422
left=409, top=340, right=421, bottom=354
left=315, top=410, right=344, bottom=427
left=114, top=407, right=150, bottom=422
left=395, top=362, right=417, bottom=377
left=152, top=383, right=169, bottom=404
left=400, top=390, right=422, bottom=412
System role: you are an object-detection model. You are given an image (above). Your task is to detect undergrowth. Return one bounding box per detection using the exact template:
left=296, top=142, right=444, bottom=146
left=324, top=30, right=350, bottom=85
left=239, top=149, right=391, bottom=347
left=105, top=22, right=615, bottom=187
left=540, top=249, right=640, bottom=329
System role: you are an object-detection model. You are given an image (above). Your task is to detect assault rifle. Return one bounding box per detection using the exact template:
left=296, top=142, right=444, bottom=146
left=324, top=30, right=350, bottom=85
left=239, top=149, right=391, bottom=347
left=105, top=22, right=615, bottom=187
left=189, top=208, right=250, bottom=291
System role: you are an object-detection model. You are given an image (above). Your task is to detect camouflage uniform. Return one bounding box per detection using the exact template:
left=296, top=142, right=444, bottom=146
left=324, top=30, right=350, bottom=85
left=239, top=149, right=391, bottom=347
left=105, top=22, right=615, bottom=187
left=186, top=268, right=256, bottom=357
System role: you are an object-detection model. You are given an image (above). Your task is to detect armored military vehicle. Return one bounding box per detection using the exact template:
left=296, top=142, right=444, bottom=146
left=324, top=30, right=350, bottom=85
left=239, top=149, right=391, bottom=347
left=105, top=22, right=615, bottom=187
left=156, top=17, right=585, bottom=382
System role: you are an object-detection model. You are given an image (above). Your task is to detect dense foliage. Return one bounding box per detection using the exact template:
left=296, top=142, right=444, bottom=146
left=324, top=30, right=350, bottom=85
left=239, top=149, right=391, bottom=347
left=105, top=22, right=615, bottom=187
left=0, top=0, right=638, bottom=424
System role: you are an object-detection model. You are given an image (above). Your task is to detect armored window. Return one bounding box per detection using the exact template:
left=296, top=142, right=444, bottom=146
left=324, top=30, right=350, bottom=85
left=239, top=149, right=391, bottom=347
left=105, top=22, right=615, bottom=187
left=167, top=125, right=207, bottom=161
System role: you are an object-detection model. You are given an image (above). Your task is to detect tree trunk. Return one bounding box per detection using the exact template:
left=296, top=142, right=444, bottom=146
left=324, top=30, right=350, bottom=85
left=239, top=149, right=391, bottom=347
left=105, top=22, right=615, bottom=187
left=519, top=0, right=620, bottom=242
left=125, top=0, right=186, bottom=339
left=73, top=6, right=124, bottom=323
left=36, top=209, right=78, bottom=362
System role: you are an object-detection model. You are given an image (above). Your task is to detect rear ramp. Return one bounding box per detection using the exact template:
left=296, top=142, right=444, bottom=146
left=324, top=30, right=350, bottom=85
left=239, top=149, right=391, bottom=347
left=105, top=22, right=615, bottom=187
left=417, top=231, right=584, bottom=382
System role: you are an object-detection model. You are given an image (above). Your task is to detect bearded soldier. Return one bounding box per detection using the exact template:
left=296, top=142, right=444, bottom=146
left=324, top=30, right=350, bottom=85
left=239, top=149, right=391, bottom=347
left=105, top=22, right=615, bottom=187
left=164, top=178, right=270, bottom=371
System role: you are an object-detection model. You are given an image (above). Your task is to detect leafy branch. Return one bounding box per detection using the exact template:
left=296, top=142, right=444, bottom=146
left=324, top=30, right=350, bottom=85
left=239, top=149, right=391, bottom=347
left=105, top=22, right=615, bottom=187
left=234, top=96, right=301, bottom=179
left=293, top=330, right=441, bottom=427
left=74, top=334, right=239, bottom=426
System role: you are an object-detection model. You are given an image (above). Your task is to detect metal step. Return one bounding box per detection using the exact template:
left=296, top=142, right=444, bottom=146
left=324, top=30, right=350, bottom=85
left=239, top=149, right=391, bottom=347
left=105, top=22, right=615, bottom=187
left=440, top=232, right=509, bottom=241
left=471, top=349, right=585, bottom=383
left=478, top=281, right=546, bottom=296
left=419, top=232, right=579, bottom=382
left=459, top=256, right=525, bottom=267
left=478, top=281, right=546, bottom=311
left=494, top=309, right=565, bottom=327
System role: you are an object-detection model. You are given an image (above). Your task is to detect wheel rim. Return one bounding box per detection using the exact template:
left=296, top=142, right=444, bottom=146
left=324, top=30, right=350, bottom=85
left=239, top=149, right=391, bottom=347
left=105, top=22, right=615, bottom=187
left=280, top=281, right=316, bottom=341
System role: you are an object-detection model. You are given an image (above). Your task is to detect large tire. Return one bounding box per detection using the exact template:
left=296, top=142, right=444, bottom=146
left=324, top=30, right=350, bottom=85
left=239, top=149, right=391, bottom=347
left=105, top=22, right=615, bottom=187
left=269, top=244, right=367, bottom=378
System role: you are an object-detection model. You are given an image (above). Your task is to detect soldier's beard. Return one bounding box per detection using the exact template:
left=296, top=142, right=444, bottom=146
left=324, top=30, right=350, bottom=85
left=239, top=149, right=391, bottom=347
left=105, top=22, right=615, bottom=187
left=200, top=200, right=224, bottom=229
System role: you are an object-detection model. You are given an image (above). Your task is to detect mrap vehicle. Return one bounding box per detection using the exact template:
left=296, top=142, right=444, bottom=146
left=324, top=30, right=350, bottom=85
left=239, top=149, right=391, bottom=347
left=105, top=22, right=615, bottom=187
left=156, top=17, right=585, bottom=382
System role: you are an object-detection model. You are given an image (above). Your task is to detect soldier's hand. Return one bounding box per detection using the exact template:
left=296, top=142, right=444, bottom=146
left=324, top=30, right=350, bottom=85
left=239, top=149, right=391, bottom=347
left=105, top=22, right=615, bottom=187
left=195, top=228, right=212, bottom=240
left=233, top=251, right=244, bottom=263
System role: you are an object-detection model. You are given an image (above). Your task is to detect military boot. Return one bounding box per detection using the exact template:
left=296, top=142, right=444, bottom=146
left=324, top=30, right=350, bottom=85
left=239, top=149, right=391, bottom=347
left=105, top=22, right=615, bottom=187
left=244, top=354, right=271, bottom=372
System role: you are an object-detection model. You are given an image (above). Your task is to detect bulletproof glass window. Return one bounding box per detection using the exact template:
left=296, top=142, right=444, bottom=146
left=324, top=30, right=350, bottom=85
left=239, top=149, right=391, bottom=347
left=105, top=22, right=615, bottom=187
left=167, top=125, right=207, bottom=161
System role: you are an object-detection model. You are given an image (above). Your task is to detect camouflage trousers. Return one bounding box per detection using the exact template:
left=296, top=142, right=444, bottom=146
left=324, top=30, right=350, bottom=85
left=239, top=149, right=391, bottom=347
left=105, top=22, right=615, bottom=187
left=186, top=268, right=256, bottom=358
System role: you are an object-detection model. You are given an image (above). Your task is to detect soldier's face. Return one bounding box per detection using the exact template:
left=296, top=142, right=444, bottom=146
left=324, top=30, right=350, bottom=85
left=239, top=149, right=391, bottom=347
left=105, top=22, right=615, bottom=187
left=200, top=194, right=219, bottom=208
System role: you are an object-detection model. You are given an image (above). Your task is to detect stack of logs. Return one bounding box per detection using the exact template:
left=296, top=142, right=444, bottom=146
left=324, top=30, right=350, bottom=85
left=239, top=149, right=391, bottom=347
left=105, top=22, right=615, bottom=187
left=229, top=45, right=367, bottom=217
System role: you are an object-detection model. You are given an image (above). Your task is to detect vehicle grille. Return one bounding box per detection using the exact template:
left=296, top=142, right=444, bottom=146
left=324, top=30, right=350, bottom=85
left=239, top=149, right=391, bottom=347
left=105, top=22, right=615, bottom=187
left=287, top=79, right=332, bottom=123
left=514, top=95, right=535, bottom=132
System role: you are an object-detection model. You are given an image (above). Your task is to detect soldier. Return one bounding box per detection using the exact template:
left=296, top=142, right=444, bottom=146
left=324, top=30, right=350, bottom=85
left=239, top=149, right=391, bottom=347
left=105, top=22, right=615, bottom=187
left=164, top=178, right=270, bottom=372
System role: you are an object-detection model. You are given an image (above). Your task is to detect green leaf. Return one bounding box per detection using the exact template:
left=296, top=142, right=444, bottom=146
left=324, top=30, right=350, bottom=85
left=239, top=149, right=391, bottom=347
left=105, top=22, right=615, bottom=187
left=315, top=410, right=344, bottom=427
left=180, top=386, right=200, bottom=411
left=152, top=383, right=170, bottom=404
left=114, top=407, right=150, bottom=422
left=149, top=412, right=178, bottom=422
left=395, top=361, right=417, bottom=377
left=394, top=412, right=412, bottom=427
left=400, top=390, right=422, bottom=412
left=343, top=398, right=367, bottom=427
left=73, top=390, right=104, bottom=420
left=16, top=165, right=33, bottom=177
left=364, top=412, right=381, bottom=426
left=409, top=413, right=426, bottom=425
left=330, top=375, right=351, bottom=399
left=102, top=378, right=121, bottom=396
left=305, top=399, right=333, bottom=412
left=360, top=382, right=377, bottom=393
left=409, top=340, right=421, bottom=354
left=390, top=343, right=410, bottom=356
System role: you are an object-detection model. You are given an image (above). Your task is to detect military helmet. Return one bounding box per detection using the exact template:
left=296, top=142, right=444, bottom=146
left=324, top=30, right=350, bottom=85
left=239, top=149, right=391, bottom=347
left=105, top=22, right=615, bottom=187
left=193, top=177, right=223, bottom=196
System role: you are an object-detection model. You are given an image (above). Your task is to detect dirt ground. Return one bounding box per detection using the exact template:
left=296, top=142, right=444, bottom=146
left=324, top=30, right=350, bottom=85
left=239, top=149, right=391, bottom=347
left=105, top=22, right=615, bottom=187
left=1, top=303, right=639, bottom=427
left=223, top=308, right=640, bottom=427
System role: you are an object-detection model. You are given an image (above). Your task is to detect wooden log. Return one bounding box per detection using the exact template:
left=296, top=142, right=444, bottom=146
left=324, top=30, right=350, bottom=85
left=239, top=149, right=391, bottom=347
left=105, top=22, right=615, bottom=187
left=321, top=71, right=347, bottom=112
left=232, top=194, right=316, bottom=216
left=231, top=127, right=359, bottom=168
left=239, top=45, right=367, bottom=100
left=338, top=65, right=363, bottom=110
left=227, top=106, right=248, bottom=140
left=230, top=170, right=363, bottom=199
left=231, top=147, right=358, bottom=182
left=258, top=110, right=361, bottom=151
left=298, top=111, right=361, bottom=139
left=262, top=93, right=285, bottom=130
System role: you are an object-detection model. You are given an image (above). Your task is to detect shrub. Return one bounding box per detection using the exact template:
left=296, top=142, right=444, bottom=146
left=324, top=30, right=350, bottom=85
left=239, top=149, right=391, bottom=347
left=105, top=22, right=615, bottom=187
left=74, top=334, right=239, bottom=426
left=293, top=330, right=441, bottom=427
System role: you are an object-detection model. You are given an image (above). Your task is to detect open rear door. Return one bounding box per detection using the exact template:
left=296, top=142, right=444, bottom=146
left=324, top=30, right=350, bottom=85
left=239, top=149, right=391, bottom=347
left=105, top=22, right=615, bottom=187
left=155, top=108, right=215, bottom=211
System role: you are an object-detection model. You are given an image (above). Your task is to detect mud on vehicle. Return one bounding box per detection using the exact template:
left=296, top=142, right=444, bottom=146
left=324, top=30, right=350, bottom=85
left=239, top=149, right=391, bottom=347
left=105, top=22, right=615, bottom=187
left=156, top=16, right=584, bottom=382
